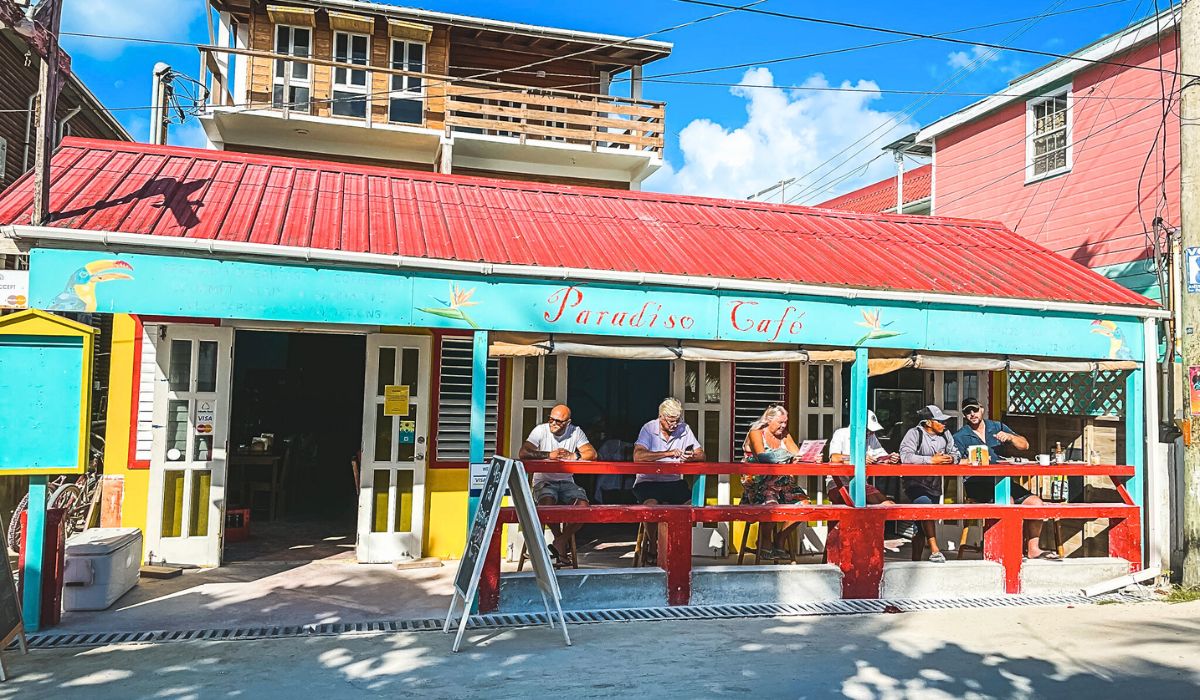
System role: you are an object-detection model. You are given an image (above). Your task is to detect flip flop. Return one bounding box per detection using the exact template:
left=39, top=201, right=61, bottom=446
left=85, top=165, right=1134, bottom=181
left=1034, top=551, right=1062, bottom=561
left=547, top=543, right=562, bottom=564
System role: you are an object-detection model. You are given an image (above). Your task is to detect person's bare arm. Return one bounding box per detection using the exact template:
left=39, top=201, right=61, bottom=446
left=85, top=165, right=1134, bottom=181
left=634, top=444, right=681, bottom=462
left=519, top=441, right=549, bottom=460
left=745, top=429, right=767, bottom=458
left=996, top=431, right=1030, bottom=452
left=578, top=443, right=598, bottom=461
left=687, top=446, right=706, bottom=462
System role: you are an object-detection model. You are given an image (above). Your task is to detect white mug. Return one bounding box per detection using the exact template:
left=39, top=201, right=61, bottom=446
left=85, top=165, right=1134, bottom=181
left=1036, top=454, right=1051, bottom=466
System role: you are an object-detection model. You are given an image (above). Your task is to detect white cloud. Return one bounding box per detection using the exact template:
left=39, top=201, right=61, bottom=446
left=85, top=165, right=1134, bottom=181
left=946, top=45, right=1002, bottom=70
left=62, top=0, right=202, bottom=59
left=643, top=68, right=916, bottom=204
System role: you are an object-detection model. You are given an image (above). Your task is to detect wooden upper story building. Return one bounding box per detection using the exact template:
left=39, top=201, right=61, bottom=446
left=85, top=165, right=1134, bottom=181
left=201, top=0, right=671, bottom=189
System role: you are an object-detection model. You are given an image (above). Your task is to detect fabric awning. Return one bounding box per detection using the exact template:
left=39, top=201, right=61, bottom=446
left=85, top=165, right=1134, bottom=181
left=868, top=354, right=1137, bottom=376
left=488, top=335, right=854, bottom=363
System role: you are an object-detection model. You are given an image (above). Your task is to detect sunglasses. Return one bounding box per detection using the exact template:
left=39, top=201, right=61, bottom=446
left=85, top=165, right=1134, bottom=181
left=548, top=416, right=571, bottom=425
left=962, top=406, right=982, bottom=415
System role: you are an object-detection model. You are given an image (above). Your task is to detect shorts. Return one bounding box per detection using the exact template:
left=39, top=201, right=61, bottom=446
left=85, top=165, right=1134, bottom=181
left=964, top=477, right=1034, bottom=504
left=633, top=479, right=692, bottom=505
left=535, top=479, right=588, bottom=505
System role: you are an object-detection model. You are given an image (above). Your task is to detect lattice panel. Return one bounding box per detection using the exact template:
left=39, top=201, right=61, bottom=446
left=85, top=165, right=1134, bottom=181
left=1006, top=370, right=1126, bottom=417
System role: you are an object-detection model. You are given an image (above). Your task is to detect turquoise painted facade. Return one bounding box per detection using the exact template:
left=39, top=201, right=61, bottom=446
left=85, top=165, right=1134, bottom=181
left=30, top=249, right=1145, bottom=361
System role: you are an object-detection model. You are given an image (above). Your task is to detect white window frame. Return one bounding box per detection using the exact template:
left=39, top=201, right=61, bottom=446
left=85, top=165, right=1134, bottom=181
left=332, top=30, right=371, bottom=118
left=387, top=38, right=425, bottom=125
left=1025, top=84, right=1072, bottom=183
left=507, top=355, right=568, bottom=453
left=272, top=24, right=312, bottom=110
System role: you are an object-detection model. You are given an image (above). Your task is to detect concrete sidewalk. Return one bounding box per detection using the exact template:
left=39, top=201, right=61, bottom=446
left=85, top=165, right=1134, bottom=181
left=5, top=600, right=1198, bottom=698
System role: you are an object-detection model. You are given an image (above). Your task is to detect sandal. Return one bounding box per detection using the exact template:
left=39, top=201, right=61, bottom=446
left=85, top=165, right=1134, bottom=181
left=1032, top=551, right=1062, bottom=561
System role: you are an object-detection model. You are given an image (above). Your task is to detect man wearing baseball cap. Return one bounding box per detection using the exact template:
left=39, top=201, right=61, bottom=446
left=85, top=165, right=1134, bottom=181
left=827, top=410, right=897, bottom=506
left=898, top=405, right=961, bottom=563
left=952, top=398, right=1059, bottom=560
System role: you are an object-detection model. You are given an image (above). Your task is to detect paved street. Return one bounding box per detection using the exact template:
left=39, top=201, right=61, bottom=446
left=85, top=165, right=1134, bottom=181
left=2, top=600, right=1197, bottom=699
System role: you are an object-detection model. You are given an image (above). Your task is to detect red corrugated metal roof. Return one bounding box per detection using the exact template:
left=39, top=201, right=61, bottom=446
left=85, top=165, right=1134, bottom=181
left=0, top=139, right=1154, bottom=308
left=818, top=164, right=933, bottom=214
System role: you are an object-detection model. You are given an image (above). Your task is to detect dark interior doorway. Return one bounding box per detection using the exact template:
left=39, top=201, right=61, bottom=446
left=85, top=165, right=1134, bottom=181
left=567, top=357, right=671, bottom=443
left=225, top=330, right=365, bottom=562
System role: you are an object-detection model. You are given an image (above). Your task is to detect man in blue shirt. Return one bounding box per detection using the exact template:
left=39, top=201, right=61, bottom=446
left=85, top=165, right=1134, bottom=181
left=952, top=397, right=1059, bottom=560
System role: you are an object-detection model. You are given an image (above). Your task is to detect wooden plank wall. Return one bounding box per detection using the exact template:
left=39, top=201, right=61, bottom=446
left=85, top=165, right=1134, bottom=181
left=447, top=42, right=603, bottom=94
left=244, top=7, right=450, bottom=129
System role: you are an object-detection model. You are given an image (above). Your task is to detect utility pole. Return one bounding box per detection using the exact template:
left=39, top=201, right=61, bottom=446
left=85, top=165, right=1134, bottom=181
left=150, top=63, right=173, bottom=146
left=29, top=0, right=64, bottom=226
left=1179, top=0, right=1200, bottom=588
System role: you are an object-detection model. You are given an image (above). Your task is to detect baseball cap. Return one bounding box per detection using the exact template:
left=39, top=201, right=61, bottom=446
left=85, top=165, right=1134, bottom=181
left=960, top=397, right=982, bottom=413
left=866, top=410, right=884, bottom=432
left=917, top=405, right=951, bottom=422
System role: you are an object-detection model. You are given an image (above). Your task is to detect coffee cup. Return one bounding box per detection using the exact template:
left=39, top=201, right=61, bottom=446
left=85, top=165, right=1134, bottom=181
left=1036, top=454, right=1051, bottom=466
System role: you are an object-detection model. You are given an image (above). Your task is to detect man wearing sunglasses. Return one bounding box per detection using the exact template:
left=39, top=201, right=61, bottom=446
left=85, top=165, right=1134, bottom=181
left=952, top=397, right=1059, bottom=560
left=519, top=404, right=597, bottom=562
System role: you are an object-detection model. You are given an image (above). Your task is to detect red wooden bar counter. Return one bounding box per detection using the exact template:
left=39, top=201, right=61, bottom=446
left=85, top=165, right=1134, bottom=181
left=477, top=461, right=1140, bottom=611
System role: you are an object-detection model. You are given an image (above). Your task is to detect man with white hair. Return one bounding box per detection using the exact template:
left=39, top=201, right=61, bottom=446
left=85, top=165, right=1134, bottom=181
left=633, top=397, right=704, bottom=564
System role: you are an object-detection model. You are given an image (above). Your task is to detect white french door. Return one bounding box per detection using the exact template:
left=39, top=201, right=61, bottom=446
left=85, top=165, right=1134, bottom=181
left=671, top=359, right=732, bottom=497
left=145, top=325, right=234, bottom=567
left=357, top=334, right=431, bottom=562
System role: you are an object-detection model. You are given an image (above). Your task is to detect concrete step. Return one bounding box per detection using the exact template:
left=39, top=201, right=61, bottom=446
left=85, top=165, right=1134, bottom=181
left=1021, top=557, right=1131, bottom=594
left=691, top=564, right=842, bottom=606
left=498, top=567, right=666, bottom=613
left=881, top=560, right=1005, bottom=599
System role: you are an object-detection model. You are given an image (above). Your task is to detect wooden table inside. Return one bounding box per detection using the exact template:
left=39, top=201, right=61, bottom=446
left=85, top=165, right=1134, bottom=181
left=229, top=453, right=283, bottom=521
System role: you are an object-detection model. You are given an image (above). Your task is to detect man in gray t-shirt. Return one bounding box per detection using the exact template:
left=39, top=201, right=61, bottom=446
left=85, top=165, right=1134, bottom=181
left=518, top=404, right=596, bottom=563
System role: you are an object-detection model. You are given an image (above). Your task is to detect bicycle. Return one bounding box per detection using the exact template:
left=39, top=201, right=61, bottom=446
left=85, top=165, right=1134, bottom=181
left=6, top=431, right=104, bottom=554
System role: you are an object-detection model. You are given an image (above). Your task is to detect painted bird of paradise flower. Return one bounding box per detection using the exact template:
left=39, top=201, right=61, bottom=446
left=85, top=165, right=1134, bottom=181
left=418, top=282, right=480, bottom=328
left=854, top=308, right=903, bottom=346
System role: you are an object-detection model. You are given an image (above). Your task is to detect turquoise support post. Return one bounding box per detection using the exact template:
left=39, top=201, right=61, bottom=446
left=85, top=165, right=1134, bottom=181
left=691, top=476, right=706, bottom=506
left=849, top=348, right=869, bottom=507
left=466, top=330, right=489, bottom=529
left=994, top=475, right=1012, bottom=505
left=22, top=476, right=47, bottom=632
left=1125, top=367, right=1144, bottom=506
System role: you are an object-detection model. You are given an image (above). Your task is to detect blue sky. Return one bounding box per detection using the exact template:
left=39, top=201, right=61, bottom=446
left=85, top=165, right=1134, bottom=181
left=61, top=0, right=1164, bottom=200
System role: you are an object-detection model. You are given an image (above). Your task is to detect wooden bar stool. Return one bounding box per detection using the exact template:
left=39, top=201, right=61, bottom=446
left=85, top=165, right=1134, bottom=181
left=518, top=532, right=578, bottom=570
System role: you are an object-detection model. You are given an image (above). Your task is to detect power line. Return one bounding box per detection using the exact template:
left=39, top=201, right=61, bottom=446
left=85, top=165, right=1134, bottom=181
left=676, top=0, right=1192, bottom=79
left=785, top=0, right=1073, bottom=206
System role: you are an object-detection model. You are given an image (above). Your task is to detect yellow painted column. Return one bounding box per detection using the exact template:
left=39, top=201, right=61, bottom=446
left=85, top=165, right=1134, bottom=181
left=102, top=314, right=150, bottom=558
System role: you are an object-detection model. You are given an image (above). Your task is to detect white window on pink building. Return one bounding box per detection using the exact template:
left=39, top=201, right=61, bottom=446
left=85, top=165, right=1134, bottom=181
left=1026, top=86, right=1072, bottom=181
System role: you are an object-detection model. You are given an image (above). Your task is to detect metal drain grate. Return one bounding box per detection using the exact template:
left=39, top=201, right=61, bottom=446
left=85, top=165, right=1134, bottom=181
left=16, top=593, right=1113, bottom=651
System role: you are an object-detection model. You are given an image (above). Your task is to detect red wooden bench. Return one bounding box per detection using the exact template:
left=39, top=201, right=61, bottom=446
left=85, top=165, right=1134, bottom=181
left=476, top=461, right=1140, bottom=610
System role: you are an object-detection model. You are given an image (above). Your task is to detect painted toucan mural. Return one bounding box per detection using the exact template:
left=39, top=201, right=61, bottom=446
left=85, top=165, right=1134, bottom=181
left=49, top=260, right=134, bottom=312
left=1090, top=320, right=1133, bottom=361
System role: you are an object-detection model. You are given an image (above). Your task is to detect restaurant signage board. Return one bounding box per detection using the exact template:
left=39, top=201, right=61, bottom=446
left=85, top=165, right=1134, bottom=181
left=29, top=248, right=1145, bottom=361
left=445, top=456, right=568, bottom=652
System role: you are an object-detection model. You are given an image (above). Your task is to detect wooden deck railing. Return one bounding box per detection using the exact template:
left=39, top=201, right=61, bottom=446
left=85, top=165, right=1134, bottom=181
left=198, top=46, right=665, bottom=155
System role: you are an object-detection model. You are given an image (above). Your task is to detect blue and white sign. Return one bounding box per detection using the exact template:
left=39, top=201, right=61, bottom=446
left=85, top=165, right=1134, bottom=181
left=1187, top=246, right=1200, bottom=294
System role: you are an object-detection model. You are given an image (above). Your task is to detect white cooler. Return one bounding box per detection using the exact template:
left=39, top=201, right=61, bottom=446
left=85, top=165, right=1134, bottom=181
left=62, top=528, right=142, bottom=611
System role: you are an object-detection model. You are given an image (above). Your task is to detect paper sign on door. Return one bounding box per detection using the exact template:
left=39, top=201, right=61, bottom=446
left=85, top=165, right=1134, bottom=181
left=384, top=385, right=410, bottom=416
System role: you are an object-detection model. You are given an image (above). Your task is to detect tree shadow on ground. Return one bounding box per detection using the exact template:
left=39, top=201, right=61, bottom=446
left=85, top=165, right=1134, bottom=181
left=3, top=603, right=1199, bottom=698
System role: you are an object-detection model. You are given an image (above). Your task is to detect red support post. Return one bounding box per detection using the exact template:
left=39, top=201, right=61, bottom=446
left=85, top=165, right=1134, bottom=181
left=826, top=509, right=885, bottom=598
left=984, top=516, right=1024, bottom=594
left=1108, top=516, right=1143, bottom=572
left=478, top=525, right=503, bottom=613
left=659, top=511, right=693, bottom=606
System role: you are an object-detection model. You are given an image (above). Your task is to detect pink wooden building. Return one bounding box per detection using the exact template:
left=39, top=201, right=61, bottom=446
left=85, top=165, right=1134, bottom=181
left=823, top=9, right=1179, bottom=302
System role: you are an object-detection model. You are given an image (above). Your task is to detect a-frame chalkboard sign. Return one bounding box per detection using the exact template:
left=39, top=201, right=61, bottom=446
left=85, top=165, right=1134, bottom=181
left=0, top=512, right=28, bottom=681
left=443, top=456, right=569, bottom=652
